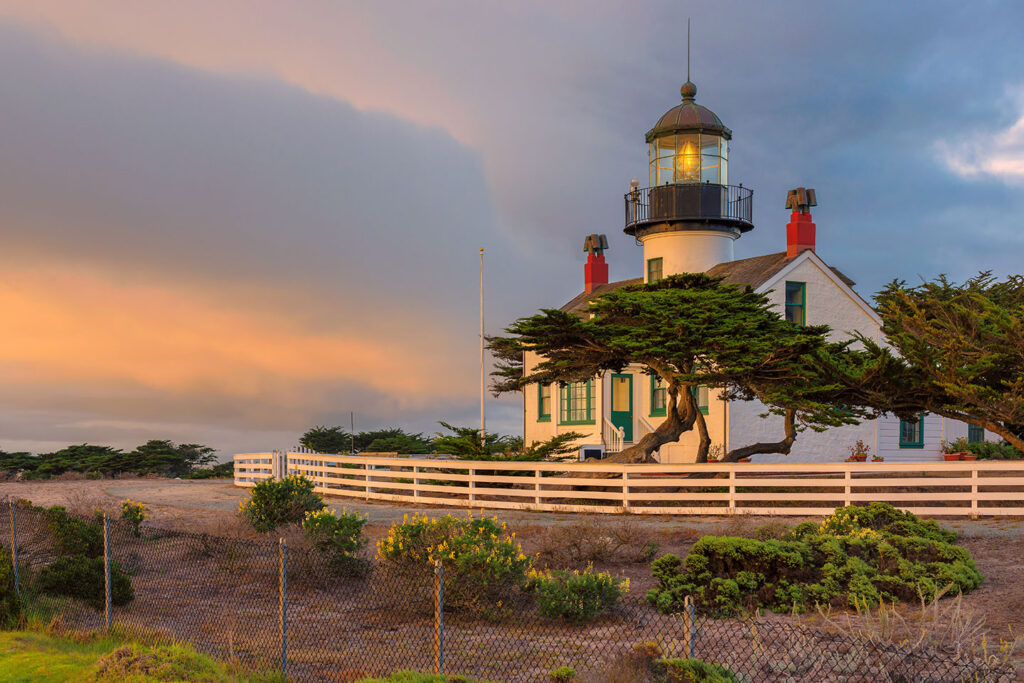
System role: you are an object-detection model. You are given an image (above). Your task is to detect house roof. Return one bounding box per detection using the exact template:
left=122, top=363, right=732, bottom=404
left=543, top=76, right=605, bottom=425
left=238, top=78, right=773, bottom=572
left=559, top=251, right=856, bottom=314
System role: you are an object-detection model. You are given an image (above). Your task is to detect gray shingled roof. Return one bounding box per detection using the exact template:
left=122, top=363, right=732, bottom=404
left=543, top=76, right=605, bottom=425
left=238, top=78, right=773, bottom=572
left=559, top=251, right=856, bottom=314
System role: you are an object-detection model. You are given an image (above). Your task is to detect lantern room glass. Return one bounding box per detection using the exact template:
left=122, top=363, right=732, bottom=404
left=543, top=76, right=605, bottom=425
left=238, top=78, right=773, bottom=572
left=648, top=133, right=728, bottom=186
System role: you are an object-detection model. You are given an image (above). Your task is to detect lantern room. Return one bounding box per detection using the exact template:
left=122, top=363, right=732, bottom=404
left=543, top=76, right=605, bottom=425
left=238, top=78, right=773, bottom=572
left=647, top=81, right=730, bottom=186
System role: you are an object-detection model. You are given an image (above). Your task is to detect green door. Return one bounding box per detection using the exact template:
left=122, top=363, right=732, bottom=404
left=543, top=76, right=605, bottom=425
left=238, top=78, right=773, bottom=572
left=610, top=374, right=633, bottom=442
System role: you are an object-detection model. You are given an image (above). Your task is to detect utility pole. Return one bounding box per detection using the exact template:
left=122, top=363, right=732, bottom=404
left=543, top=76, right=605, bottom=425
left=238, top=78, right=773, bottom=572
left=350, top=411, right=355, bottom=454
left=479, top=247, right=486, bottom=441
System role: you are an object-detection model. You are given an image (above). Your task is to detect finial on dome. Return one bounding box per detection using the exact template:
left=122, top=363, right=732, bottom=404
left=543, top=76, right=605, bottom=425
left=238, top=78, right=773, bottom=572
left=680, top=80, right=697, bottom=102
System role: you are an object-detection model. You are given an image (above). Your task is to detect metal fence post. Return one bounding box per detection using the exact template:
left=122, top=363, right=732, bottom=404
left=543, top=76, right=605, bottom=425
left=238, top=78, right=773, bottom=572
left=9, top=502, right=19, bottom=594
left=685, top=595, right=695, bottom=658
left=103, top=514, right=112, bottom=631
left=279, top=538, right=288, bottom=677
left=434, top=559, right=444, bottom=675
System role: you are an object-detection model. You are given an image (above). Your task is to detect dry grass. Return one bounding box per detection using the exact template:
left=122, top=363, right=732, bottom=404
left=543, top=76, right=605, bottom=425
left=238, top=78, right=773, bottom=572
left=527, top=517, right=660, bottom=569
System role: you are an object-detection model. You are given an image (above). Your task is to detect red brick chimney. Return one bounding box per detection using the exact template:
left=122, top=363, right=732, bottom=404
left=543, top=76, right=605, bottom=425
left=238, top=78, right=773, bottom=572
left=584, top=252, right=608, bottom=293
left=785, top=187, right=817, bottom=258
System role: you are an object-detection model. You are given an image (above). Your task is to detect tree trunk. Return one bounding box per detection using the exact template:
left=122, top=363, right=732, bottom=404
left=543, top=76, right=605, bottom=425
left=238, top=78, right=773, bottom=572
left=930, top=411, right=1024, bottom=452
left=720, top=408, right=799, bottom=462
left=694, top=409, right=712, bottom=463
left=601, top=385, right=699, bottom=464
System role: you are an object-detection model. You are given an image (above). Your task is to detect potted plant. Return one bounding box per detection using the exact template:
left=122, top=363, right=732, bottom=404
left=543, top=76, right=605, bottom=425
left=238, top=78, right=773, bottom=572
left=871, top=455, right=885, bottom=462
left=845, top=439, right=871, bottom=462
left=941, top=438, right=969, bottom=461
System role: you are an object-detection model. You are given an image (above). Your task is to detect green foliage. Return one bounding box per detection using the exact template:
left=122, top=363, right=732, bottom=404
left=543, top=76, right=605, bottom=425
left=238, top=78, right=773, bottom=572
left=966, top=440, right=1024, bottom=460
left=1, top=440, right=217, bottom=479
left=869, top=272, right=1024, bottom=450
left=183, top=461, right=235, bottom=479
left=548, top=666, right=577, bottom=682
left=433, top=422, right=521, bottom=459
left=45, top=506, right=103, bottom=558
left=377, top=513, right=530, bottom=613
left=527, top=566, right=628, bottom=624
left=35, top=556, right=133, bottom=610
left=300, top=426, right=436, bottom=454
left=239, top=474, right=325, bottom=532
left=0, top=547, right=22, bottom=628
left=651, top=658, right=738, bottom=683
left=302, top=508, right=369, bottom=576
left=120, top=499, right=147, bottom=537
left=646, top=503, right=982, bottom=616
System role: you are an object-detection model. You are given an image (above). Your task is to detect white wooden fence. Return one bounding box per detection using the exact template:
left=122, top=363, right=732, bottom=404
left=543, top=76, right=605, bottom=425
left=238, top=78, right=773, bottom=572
left=233, top=452, right=1024, bottom=516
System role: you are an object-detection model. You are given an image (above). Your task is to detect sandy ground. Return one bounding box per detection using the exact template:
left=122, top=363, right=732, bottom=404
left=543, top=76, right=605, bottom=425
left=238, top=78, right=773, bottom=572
left=2, top=476, right=1023, bottom=675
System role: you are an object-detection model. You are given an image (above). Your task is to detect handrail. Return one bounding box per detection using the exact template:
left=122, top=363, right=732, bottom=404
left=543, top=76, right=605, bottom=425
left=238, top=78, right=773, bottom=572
left=625, top=183, right=753, bottom=232
left=602, top=418, right=623, bottom=453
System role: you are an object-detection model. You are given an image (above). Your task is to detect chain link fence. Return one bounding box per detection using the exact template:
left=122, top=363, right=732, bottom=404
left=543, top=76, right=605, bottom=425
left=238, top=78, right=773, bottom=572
left=1, top=500, right=1016, bottom=682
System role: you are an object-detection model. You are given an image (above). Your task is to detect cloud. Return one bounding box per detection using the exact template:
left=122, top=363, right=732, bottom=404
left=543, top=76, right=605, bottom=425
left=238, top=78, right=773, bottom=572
left=935, top=88, right=1024, bottom=184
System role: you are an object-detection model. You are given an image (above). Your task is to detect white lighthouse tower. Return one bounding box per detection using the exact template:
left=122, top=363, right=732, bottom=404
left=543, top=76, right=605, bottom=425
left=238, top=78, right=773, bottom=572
left=625, top=79, right=753, bottom=279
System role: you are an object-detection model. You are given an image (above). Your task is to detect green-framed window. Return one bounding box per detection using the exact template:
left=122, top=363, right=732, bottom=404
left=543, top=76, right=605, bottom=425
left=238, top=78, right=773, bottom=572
left=691, top=385, right=709, bottom=415
left=785, top=281, right=806, bottom=326
left=537, top=384, right=551, bottom=422
left=650, top=376, right=667, bottom=417
left=560, top=380, right=594, bottom=425
left=899, top=413, right=925, bottom=449
left=968, top=424, right=984, bottom=444
left=647, top=257, right=664, bottom=283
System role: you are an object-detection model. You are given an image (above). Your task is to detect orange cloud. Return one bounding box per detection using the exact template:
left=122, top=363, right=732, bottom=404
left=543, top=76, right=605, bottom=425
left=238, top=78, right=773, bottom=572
left=1, top=263, right=477, bottom=407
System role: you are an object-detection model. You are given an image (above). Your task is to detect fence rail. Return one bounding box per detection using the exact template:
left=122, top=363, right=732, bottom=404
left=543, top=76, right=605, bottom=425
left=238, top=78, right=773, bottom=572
left=235, top=453, right=1024, bottom=516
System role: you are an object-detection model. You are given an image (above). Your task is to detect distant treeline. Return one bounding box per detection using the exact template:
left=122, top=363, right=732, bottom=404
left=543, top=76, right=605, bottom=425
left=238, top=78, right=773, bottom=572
left=0, top=440, right=230, bottom=480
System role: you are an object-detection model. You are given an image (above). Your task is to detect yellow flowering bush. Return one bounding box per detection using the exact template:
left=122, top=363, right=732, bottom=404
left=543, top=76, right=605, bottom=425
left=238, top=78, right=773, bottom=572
left=526, top=565, right=629, bottom=624
left=302, top=507, right=369, bottom=576
left=239, top=474, right=325, bottom=532
left=377, top=512, right=530, bottom=614
left=120, top=499, right=147, bottom=537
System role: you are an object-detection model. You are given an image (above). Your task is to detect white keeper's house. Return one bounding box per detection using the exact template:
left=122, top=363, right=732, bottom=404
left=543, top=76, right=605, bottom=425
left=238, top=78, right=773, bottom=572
left=523, top=77, right=989, bottom=464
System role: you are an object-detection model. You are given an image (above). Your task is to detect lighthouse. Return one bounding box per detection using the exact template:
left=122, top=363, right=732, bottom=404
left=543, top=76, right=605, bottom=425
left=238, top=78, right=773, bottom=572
left=624, top=79, right=753, bottom=280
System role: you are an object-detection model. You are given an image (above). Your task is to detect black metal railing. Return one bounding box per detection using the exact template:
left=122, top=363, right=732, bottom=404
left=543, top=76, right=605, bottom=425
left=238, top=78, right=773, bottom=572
left=625, top=183, right=753, bottom=232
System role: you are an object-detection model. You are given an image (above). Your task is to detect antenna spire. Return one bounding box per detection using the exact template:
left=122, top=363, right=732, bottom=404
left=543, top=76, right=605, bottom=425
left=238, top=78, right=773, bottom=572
left=687, top=18, right=691, bottom=82
left=680, top=18, right=697, bottom=102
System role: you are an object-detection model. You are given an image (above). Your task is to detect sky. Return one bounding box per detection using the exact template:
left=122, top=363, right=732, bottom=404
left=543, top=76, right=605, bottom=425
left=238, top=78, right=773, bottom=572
left=2, top=1, right=1024, bottom=457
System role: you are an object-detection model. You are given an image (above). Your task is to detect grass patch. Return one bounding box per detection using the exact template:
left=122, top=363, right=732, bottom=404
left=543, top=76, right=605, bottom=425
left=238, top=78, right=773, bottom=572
left=0, top=629, right=282, bottom=682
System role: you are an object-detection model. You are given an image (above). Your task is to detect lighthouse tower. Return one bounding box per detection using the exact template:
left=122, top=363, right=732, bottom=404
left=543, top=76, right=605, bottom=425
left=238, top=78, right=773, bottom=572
left=624, top=79, right=753, bottom=280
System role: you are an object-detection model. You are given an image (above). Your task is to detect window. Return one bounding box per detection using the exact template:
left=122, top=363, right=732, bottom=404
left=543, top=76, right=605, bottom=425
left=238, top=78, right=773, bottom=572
left=647, top=258, right=664, bottom=283
left=692, top=385, right=709, bottom=415
left=968, top=424, right=984, bottom=444
left=537, top=384, right=551, bottom=422
left=650, top=377, right=667, bottom=417
left=899, top=413, right=925, bottom=449
left=560, top=380, right=594, bottom=424
left=785, top=282, right=806, bottom=325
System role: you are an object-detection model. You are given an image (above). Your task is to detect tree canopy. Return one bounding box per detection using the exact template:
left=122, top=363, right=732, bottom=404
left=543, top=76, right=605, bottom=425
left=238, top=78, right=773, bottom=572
left=490, top=274, right=880, bottom=463
left=0, top=440, right=218, bottom=478
left=863, top=272, right=1024, bottom=450
left=432, top=422, right=584, bottom=461
left=300, top=426, right=435, bottom=454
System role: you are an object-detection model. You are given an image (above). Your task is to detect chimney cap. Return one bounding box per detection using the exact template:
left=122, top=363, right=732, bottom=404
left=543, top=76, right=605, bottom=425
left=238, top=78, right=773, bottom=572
left=785, top=187, right=817, bottom=214
left=583, top=234, right=609, bottom=256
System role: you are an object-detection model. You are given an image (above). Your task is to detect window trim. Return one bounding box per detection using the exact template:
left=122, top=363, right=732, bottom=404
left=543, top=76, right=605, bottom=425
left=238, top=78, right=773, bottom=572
left=692, top=385, right=710, bottom=415
left=537, top=383, right=551, bottom=422
left=647, top=257, right=664, bottom=284
left=785, top=281, right=806, bottom=326
left=899, top=413, right=925, bottom=449
left=559, top=379, right=595, bottom=425
left=650, top=376, right=667, bottom=417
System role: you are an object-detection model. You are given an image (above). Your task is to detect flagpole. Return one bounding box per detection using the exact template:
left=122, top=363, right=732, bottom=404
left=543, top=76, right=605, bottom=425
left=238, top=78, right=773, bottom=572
left=479, top=247, right=486, bottom=441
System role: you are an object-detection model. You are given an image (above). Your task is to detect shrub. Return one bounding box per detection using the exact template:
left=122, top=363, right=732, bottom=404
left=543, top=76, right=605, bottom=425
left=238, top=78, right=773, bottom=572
left=548, top=666, right=577, bottom=682
left=646, top=503, right=982, bottom=616
left=966, top=440, right=1024, bottom=460
left=377, top=513, right=530, bottom=613
left=651, top=658, right=738, bottom=683
left=35, top=555, right=134, bottom=610
left=45, top=506, right=104, bottom=558
left=527, top=566, right=628, bottom=624
left=120, top=499, right=147, bottom=537
left=239, top=474, right=325, bottom=532
left=303, top=508, right=369, bottom=576
left=0, top=547, right=22, bottom=628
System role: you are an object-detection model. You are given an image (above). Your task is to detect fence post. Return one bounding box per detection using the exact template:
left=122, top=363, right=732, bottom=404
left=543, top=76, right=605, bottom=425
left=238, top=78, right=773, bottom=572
left=279, top=538, right=288, bottom=677
left=413, top=465, right=421, bottom=499
left=468, top=468, right=476, bottom=504
left=434, top=559, right=444, bottom=675
left=728, top=469, right=736, bottom=513
left=103, top=515, right=112, bottom=631
left=970, top=468, right=979, bottom=518
left=621, top=470, right=630, bottom=511
left=534, top=468, right=542, bottom=507
left=844, top=469, right=852, bottom=507
left=8, top=502, right=19, bottom=594
left=683, top=595, right=694, bottom=658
